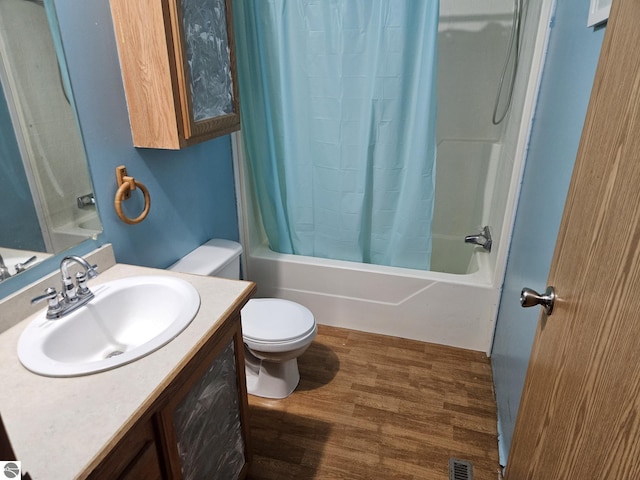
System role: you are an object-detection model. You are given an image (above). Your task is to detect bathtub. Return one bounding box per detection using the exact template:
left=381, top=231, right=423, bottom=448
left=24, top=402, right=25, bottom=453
left=244, top=243, right=500, bottom=354
left=238, top=138, right=503, bottom=354
left=236, top=138, right=506, bottom=355
left=233, top=0, right=550, bottom=356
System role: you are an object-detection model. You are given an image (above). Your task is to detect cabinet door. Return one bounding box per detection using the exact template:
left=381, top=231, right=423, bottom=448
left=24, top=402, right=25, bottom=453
left=87, top=419, right=163, bottom=480
left=160, top=319, right=250, bottom=480
left=170, top=0, right=240, bottom=142
left=110, top=0, right=240, bottom=149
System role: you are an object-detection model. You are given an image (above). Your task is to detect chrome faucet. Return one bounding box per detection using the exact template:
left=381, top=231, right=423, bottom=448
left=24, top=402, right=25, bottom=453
left=0, top=254, right=10, bottom=281
left=77, top=192, right=96, bottom=208
left=15, top=255, right=36, bottom=273
left=0, top=254, right=37, bottom=282
left=60, top=255, right=99, bottom=300
left=31, top=255, right=99, bottom=319
left=464, top=226, right=492, bottom=252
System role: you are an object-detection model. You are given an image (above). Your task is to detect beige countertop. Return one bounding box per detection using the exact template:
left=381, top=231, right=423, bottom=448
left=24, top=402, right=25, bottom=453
left=0, top=261, right=255, bottom=480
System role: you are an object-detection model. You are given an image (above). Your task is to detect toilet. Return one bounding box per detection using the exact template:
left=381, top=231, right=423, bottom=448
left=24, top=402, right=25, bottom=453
left=168, top=239, right=317, bottom=399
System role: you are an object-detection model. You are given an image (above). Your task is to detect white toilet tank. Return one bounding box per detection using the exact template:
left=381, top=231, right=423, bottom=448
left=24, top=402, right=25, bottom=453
left=168, top=239, right=242, bottom=279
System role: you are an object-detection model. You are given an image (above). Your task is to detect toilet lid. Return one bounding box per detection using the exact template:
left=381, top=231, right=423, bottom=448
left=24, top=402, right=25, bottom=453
left=241, top=298, right=315, bottom=343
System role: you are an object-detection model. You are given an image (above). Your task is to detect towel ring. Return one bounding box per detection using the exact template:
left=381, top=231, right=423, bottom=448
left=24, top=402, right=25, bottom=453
left=114, top=166, right=151, bottom=224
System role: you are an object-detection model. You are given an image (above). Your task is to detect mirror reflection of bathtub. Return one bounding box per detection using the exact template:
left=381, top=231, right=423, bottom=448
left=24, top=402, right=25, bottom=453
left=0, top=0, right=102, bottom=282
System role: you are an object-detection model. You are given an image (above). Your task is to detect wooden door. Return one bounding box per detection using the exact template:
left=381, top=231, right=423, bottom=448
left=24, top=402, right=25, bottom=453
left=505, top=0, right=640, bottom=478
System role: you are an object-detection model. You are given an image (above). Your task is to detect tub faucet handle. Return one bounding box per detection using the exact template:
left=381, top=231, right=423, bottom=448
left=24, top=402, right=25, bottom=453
left=464, top=226, right=492, bottom=252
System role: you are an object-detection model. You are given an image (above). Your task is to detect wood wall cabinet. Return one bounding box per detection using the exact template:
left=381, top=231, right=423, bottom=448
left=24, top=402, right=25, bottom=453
left=87, top=312, right=251, bottom=480
left=110, top=0, right=240, bottom=149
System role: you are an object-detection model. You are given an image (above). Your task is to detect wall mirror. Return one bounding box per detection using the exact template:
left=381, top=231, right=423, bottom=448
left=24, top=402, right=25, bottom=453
left=0, top=0, right=101, bottom=287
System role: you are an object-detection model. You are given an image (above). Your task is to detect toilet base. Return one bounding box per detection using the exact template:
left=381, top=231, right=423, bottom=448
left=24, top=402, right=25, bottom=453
left=244, top=353, right=301, bottom=399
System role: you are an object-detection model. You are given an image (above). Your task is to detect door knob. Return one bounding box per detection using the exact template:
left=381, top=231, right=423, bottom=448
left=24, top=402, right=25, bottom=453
left=520, top=286, right=556, bottom=315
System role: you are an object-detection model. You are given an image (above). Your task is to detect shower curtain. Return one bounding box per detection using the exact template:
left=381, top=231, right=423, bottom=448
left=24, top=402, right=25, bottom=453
left=234, top=0, right=439, bottom=269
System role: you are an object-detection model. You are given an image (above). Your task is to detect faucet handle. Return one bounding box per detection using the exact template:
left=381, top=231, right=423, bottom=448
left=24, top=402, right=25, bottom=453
left=62, top=275, right=77, bottom=301
left=86, top=264, right=99, bottom=279
left=15, top=255, right=37, bottom=273
left=463, top=226, right=492, bottom=252
left=31, top=287, right=63, bottom=318
left=75, top=271, right=91, bottom=296
left=31, top=287, right=58, bottom=304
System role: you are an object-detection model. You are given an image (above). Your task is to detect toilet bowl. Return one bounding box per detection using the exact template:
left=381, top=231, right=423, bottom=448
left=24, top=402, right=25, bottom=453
left=169, top=239, right=317, bottom=399
left=242, top=298, right=317, bottom=398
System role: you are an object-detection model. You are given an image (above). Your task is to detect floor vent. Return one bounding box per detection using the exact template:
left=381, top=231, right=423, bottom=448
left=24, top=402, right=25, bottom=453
left=449, top=458, right=473, bottom=480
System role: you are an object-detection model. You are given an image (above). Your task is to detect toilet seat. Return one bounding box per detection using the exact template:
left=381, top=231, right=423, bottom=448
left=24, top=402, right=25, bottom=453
left=241, top=298, right=316, bottom=352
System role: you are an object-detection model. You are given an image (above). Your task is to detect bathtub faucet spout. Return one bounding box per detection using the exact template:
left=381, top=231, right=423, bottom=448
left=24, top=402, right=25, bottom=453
left=464, top=226, right=492, bottom=252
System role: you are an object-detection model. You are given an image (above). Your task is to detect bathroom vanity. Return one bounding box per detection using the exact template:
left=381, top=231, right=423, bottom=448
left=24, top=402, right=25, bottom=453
left=0, top=246, right=255, bottom=479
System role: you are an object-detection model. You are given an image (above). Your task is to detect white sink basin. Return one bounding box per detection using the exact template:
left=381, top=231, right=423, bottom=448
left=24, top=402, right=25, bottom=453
left=18, top=275, right=200, bottom=377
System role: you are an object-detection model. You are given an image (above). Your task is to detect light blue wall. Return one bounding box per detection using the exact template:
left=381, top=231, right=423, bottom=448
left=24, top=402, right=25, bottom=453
left=52, top=0, right=239, bottom=268
left=491, top=0, right=605, bottom=464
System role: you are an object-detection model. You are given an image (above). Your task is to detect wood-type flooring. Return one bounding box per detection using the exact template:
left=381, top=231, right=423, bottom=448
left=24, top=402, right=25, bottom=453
left=246, top=325, right=501, bottom=480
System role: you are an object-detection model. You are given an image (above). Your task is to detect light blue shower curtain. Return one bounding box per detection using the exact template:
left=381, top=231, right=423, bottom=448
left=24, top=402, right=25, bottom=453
left=234, top=0, right=438, bottom=269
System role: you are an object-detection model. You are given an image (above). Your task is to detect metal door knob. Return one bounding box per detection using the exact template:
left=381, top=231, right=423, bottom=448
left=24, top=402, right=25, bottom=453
left=520, top=286, right=556, bottom=315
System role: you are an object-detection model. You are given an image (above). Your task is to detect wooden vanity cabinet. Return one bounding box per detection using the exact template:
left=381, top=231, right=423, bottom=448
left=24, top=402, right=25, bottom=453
left=87, top=311, right=251, bottom=480
left=86, top=418, right=163, bottom=480
left=158, top=312, right=251, bottom=479
left=109, top=0, right=240, bottom=149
